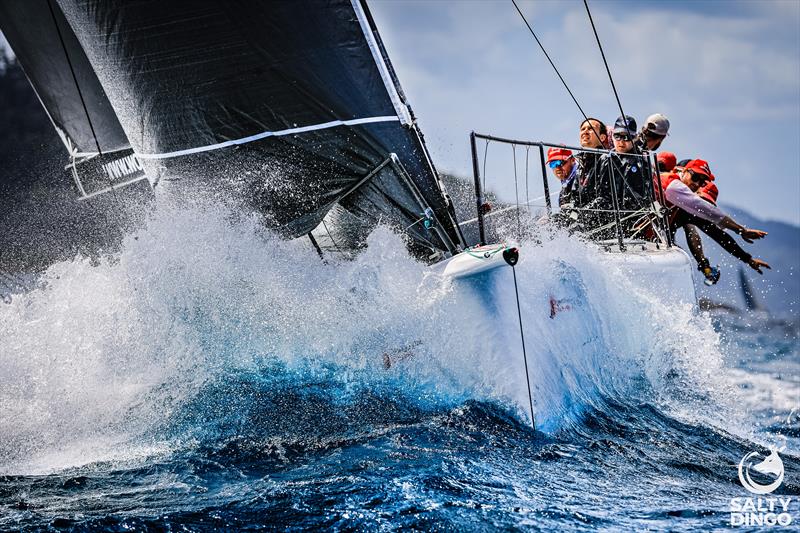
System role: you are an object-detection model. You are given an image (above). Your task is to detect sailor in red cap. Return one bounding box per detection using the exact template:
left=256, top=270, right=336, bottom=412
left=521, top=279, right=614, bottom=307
left=697, top=181, right=718, bottom=205
left=657, top=151, right=677, bottom=172
left=659, top=159, right=770, bottom=276
left=546, top=147, right=578, bottom=207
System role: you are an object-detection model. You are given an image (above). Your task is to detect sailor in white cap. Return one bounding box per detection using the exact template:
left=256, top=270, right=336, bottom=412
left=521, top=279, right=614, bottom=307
left=636, top=113, right=670, bottom=151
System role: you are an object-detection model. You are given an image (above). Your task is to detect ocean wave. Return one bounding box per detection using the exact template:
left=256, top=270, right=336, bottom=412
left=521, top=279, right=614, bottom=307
left=0, top=197, right=790, bottom=478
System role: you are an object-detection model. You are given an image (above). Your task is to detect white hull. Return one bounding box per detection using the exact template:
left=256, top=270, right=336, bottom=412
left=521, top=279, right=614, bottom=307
left=592, top=240, right=697, bottom=307
left=432, top=244, right=515, bottom=279
left=436, top=241, right=696, bottom=429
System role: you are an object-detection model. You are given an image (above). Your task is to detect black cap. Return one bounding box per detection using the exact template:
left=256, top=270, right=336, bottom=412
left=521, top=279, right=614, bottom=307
left=613, top=115, right=637, bottom=135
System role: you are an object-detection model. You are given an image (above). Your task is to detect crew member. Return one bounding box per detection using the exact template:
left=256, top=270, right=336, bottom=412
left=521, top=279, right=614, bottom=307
left=569, top=118, right=609, bottom=209
left=660, top=159, right=770, bottom=275
left=654, top=151, right=718, bottom=281
left=634, top=113, right=670, bottom=152
left=546, top=147, right=578, bottom=207
left=590, top=115, right=650, bottom=238
left=657, top=151, right=677, bottom=172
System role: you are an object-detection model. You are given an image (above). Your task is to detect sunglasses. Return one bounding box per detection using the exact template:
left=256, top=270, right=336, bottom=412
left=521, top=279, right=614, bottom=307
left=613, top=132, right=631, bottom=141
left=548, top=159, right=566, bottom=169
left=687, top=171, right=708, bottom=184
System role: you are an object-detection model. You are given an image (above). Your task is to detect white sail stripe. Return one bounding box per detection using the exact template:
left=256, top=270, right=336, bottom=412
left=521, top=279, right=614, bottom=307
left=135, top=115, right=400, bottom=160
left=350, top=0, right=412, bottom=126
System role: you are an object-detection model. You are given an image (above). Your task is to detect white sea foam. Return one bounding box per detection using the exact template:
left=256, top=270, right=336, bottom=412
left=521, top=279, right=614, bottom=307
left=0, top=196, right=761, bottom=474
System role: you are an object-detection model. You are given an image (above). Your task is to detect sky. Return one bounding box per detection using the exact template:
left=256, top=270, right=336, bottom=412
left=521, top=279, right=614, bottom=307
left=369, top=0, right=800, bottom=225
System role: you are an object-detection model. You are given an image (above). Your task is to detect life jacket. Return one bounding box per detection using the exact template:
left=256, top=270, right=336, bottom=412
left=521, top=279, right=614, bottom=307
left=653, top=171, right=682, bottom=230
left=658, top=171, right=681, bottom=208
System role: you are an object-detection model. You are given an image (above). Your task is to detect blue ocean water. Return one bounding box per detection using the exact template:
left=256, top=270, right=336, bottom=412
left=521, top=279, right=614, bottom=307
left=1, top=202, right=798, bottom=531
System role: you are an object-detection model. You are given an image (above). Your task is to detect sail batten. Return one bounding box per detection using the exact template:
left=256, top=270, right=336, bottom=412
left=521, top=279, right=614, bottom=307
left=135, top=116, right=401, bottom=160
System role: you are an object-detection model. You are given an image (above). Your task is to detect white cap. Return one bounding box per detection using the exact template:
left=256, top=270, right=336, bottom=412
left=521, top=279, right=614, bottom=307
left=645, top=113, right=670, bottom=136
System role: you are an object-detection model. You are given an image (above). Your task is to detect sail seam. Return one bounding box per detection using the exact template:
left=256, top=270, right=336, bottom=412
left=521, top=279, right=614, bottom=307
left=135, top=116, right=400, bottom=160
left=350, top=0, right=412, bottom=126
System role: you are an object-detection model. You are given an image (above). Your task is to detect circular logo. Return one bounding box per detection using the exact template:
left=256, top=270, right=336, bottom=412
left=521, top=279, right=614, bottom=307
left=738, top=449, right=785, bottom=495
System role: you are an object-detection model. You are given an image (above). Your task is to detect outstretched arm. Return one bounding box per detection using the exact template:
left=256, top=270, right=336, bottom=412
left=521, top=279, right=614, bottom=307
left=747, top=258, right=771, bottom=275
left=717, top=217, right=768, bottom=243
left=689, top=215, right=771, bottom=274
left=665, top=181, right=768, bottom=242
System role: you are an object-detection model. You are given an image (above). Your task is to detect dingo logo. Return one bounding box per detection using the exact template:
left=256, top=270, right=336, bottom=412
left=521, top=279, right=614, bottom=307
left=738, top=446, right=785, bottom=495
left=729, top=418, right=796, bottom=527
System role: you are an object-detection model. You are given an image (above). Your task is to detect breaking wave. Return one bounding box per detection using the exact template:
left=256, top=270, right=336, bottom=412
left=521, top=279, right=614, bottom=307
left=0, top=196, right=782, bottom=478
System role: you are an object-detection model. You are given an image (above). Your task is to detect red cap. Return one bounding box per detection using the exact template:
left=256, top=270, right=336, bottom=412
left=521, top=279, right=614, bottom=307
left=657, top=152, right=677, bottom=172
left=684, top=159, right=715, bottom=181
left=698, top=182, right=719, bottom=205
left=546, top=147, right=573, bottom=163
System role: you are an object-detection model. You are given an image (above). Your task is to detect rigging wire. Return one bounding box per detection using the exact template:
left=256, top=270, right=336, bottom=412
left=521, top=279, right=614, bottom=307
left=583, top=0, right=664, bottom=241
left=511, top=0, right=658, bottom=244
left=458, top=192, right=557, bottom=226
left=583, top=0, right=628, bottom=131
left=510, top=263, right=535, bottom=430
left=511, top=144, right=522, bottom=240
left=510, top=0, right=591, bottom=124
left=510, top=0, right=607, bottom=164
left=524, top=147, right=530, bottom=216
left=482, top=140, right=490, bottom=194
left=321, top=219, right=347, bottom=257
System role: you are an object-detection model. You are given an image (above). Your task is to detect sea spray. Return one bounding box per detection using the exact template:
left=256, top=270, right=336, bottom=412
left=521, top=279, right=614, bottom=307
left=0, top=199, right=497, bottom=474
left=0, top=196, right=760, bottom=475
left=1, top=199, right=797, bottom=530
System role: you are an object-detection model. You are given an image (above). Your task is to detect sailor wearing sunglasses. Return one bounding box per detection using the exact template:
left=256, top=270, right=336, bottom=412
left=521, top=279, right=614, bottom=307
left=592, top=116, right=650, bottom=232
left=546, top=147, right=578, bottom=207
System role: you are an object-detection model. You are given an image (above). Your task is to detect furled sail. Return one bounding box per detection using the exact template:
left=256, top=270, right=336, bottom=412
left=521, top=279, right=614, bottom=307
left=0, top=0, right=147, bottom=197
left=48, top=0, right=463, bottom=253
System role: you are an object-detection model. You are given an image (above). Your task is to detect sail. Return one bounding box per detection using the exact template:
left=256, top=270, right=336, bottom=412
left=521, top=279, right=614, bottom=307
left=738, top=266, right=763, bottom=312
left=0, top=0, right=146, bottom=195
left=0, top=0, right=129, bottom=155
left=51, top=0, right=463, bottom=252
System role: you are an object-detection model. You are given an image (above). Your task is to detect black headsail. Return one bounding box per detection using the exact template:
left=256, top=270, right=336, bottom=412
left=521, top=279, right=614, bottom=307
left=44, top=0, right=462, bottom=255
left=0, top=0, right=147, bottom=198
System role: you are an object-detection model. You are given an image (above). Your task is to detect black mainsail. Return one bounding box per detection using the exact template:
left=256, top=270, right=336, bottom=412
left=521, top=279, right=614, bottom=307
left=3, top=0, right=464, bottom=254
left=0, top=0, right=147, bottom=197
